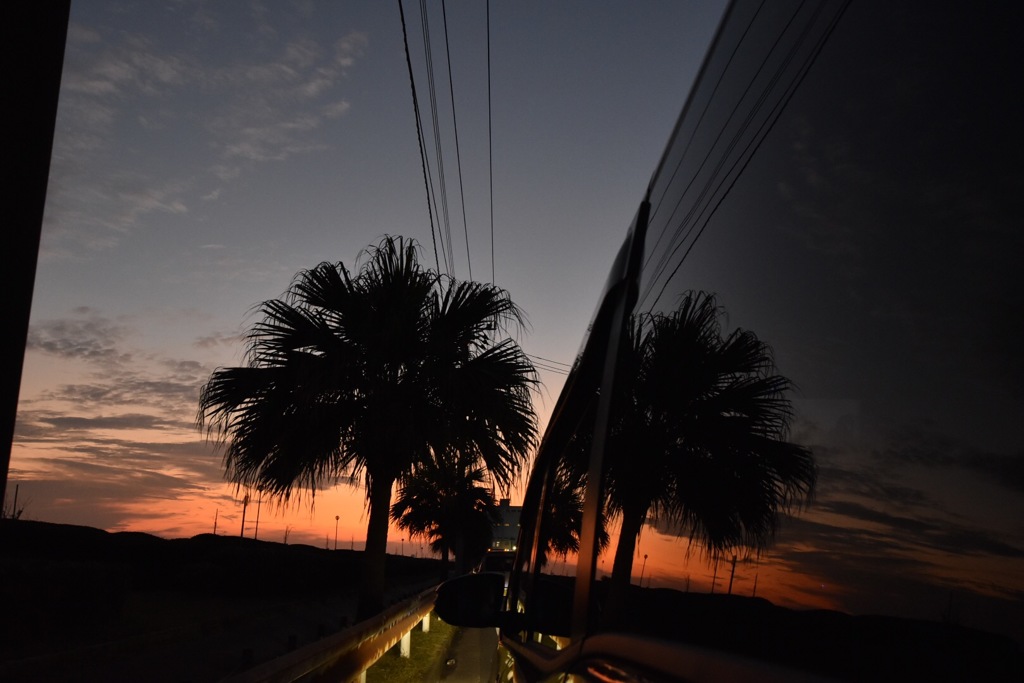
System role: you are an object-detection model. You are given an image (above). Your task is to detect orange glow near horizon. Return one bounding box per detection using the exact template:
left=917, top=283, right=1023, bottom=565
left=11, top=398, right=1017, bottom=626
left=10, top=372, right=557, bottom=555
left=10, top=424, right=534, bottom=558
left=13, top=432, right=841, bottom=613
left=5, top=427, right=941, bottom=619
left=550, top=525, right=846, bottom=614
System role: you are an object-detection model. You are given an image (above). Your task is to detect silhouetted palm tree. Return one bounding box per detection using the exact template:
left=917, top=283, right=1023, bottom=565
left=535, top=458, right=610, bottom=569
left=198, top=236, right=537, bottom=619
left=605, top=292, right=814, bottom=593
left=391, top=450, right=500, bottom=576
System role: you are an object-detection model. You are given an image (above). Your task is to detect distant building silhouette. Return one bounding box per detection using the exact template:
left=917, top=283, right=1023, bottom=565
left=491, top=498, right=521, bottom=551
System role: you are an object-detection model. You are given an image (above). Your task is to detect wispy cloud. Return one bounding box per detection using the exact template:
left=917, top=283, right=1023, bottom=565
left=323, top=100, right=352, bottom=119
left=43, top=8, right=368, bottom=258
left=27, top=313, right=132, bottom=368
left=22, top=413, right=184, bottom=433
left=21, top=308, right=215, bottom=420
left=199, top=29, right=366, bottom=163
left=815, top=500, right=1024, bottom=559
left=876, top=424, right=1024, bottom=494
left=63, top=32, right=189, bottom=98
left=193, top=332, right=246, bottom=350
left=35, top=374, right=204, bottom=415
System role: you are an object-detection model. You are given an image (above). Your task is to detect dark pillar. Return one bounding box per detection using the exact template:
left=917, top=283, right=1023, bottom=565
left=0, top=2, right=71, bottom=516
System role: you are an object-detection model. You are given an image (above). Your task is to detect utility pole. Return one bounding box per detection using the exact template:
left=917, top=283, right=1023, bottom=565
left=213, top=509, right=218, bottom=535
left=239, top=494, right=249, bottom=537
left=710, top=555, right=719, bottom=594
left=253, top=490, right=263, bottom=540
left=727, top=555, right=737, bottom=595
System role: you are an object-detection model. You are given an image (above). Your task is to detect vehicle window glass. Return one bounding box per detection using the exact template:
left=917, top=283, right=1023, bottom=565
left=562, top=0, right=1022, bottom=679
left=507, top=413, right=594, bottom=651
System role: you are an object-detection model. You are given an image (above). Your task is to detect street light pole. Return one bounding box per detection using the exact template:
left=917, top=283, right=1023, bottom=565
left=334, top=515, right=339, bottom=550
left=639, top=554, right=648, bottom=586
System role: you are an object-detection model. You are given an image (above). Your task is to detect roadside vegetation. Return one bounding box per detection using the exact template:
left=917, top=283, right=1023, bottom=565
left=364, top=612, right=458, bottom=683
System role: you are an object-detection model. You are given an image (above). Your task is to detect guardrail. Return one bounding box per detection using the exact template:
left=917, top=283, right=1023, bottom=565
left=223, top=584, right=438, bottom=683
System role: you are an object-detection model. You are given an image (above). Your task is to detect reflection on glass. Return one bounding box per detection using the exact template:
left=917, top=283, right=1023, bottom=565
left=507, top=0, right=1023, bottom=678
left=509, top=457, right=589, bottom=643
left=602, top=292, right=814, bottom=622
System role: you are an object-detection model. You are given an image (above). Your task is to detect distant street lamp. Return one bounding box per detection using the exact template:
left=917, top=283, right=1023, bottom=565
left=334, top=515, right=340, bottom=550
left=401, top=537, right=405, bottom=556
left=639, top=554, right=649, bottom=586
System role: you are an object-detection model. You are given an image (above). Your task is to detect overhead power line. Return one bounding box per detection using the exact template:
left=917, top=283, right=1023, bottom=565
left=400, top=0, right=496, bottom=283
left=441, top=0, right=473, bottom=281
left=531, top=362, right=569, bottom=376
left=397, top=0, right=441, bottom=273
left=526, top=353, right=572, bottom=376
left=526, top=353, right=572, bottom=368
left=419, top=0, right=455, bottom=277
left=486, top=0, right=495, bottom=283
left=637, top=0, right=847, bottom=314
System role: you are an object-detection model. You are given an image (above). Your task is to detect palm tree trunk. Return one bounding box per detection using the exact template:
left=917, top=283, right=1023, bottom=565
left=357, top=476, right=394, bottom=621
left=605, top=506, right=646, bottom=624
left=611, top=506, right=646, bottom=585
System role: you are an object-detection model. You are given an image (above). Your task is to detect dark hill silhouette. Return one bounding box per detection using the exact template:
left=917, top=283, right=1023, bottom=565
left=613, top=585, right=1023, bottom=682
left=1, top=518, right=436, bottom=596
left=3, top=520, right=1021, bottom=681
left=509, top=574, right=1022, bottom=681
left=0, top=519, right=441, bottom=681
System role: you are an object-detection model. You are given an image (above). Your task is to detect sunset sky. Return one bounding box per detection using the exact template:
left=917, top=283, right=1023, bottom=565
left=10, top=0, right=1023, bottom=645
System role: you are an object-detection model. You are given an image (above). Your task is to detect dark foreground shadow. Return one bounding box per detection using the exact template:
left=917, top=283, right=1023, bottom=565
left=0, top=519, right=441, bottom=682
left=608, top=584, right=1023, bottom=682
